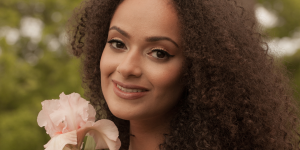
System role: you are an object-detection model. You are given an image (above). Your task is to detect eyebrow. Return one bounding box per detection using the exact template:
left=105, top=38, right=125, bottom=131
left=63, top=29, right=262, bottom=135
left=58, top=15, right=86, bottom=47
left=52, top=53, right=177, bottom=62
left=109, top=26, right=130, bottom=38
left=109, top=26, right=179, bottom=48
left=145, top=36, right=179, bottom=48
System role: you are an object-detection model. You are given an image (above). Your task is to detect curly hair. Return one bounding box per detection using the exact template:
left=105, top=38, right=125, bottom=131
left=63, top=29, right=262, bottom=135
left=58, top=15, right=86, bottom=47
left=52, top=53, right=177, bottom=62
left=68, top=0, right=300, bottom=149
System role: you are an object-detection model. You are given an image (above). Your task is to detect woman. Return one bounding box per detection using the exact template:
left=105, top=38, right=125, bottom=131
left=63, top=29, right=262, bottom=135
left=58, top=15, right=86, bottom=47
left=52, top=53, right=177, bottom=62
left=68, top=0, right=300, bottom=149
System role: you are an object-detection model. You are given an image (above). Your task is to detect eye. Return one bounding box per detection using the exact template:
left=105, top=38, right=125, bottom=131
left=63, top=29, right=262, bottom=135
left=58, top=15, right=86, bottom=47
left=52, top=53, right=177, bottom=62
left=148, top=48, right=174, bottom=60
left=107, top=39, right=127, bottom=49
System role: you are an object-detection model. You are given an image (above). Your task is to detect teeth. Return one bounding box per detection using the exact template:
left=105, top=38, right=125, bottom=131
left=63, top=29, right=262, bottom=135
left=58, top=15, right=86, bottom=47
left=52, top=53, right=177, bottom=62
left=117, top=84, right=145, bottom=93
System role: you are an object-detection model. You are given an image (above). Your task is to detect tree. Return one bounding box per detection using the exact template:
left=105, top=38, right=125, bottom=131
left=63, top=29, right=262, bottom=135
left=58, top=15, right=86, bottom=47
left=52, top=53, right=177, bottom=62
left=0, top=0, right=83, bottom=149
left=257, top=0, right=300, bottom=38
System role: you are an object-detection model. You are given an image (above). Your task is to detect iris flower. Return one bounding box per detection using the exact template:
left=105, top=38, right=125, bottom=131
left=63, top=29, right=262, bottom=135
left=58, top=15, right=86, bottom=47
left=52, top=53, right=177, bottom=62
left=37, top=92, right=121, bottom=150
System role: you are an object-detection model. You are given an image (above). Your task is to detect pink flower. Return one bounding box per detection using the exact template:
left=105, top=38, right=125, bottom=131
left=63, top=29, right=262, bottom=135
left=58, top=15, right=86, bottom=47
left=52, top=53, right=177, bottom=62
left=37, top=92, right=121, bottom=150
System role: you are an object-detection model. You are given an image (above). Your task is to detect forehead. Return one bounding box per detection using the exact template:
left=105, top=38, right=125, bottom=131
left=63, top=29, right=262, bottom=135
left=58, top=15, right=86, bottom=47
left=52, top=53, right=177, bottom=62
left=110, top=0, right=180, bottom=42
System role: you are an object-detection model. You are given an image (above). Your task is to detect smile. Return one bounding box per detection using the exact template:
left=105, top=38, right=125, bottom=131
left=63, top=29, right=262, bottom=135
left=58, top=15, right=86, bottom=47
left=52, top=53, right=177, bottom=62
left=112, top=80, right=149, bottom=100
left=116, top=84, right=147, bottom=93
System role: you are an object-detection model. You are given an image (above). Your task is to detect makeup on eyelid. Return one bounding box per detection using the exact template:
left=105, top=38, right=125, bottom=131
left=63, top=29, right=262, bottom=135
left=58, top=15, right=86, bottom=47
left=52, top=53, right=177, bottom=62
left=107, top=38, right=175, bottom=59
left=100, top=0, right=184, bottom=122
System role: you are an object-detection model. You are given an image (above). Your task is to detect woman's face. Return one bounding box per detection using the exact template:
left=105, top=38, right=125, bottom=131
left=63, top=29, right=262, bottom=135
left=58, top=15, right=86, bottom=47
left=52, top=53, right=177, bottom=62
left=100, top=0, right=184, bottom=121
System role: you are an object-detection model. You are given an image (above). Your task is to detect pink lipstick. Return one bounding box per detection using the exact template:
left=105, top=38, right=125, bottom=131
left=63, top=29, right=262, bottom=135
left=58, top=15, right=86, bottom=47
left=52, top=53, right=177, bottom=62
left=112, top=80, right=149, bottom=100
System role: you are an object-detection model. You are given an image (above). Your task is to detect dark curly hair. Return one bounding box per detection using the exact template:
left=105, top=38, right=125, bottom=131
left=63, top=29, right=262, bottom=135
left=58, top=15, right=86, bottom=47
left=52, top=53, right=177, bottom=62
left=68, top=0, right=300, bottom=149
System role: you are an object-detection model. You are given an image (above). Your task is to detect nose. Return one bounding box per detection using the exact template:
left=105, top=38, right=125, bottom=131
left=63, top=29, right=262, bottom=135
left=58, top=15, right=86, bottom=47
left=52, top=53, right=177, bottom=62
left=116, top=49, right=142, bottom=78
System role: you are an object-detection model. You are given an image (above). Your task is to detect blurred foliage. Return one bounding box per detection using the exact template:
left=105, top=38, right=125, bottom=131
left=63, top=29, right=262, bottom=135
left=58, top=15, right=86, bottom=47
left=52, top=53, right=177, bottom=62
left=256, top=0, right=300, bottom=103
left=281, top=50, right=300, bottom=99
left=0, top=0, right=299, bottom=150
left=0, top=0, right=83, bottom=149
left=257, top=0, right=300, bottom=38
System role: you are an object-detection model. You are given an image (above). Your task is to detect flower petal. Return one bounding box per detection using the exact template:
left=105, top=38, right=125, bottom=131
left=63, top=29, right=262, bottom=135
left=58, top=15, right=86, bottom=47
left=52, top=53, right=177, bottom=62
left=76, top=120, right=121, bottom=150
left=37, top=100, right=60, bottom=127
left=44, top=130, right=77, bottom=150
left=37, top=100, right=62, bottom=137
left=50, top=92, right=92, bottom=133
left=87, top=104, right=96, bottom=122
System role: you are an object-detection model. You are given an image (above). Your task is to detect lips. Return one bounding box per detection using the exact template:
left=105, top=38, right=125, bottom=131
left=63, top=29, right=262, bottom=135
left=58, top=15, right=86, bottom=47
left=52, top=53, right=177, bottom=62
left=112, top=80, right=149, bottom=100
left=116, top=84, right=147, bottom=92
left=112, top=80, right=149, bottom=90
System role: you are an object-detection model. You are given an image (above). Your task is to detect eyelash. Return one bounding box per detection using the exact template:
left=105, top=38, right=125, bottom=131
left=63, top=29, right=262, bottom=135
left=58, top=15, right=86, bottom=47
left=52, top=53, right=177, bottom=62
left=107, top=39, right=127, bottom=49
left=107, top=38, right=174, bottom=60
left=148, top=48, right=174, bottom=60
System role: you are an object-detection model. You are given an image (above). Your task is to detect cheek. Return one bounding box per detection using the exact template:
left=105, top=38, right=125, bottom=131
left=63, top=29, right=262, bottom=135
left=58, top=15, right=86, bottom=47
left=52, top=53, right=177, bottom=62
left=100, top=46, right=117, bottom=90
left=146, top=61, right=183, bottom=96
left=100, top=46, right=117, bottom=77
left=147, top=64, right=184, bottom=116
left=152, top=62, right=182, bottom=86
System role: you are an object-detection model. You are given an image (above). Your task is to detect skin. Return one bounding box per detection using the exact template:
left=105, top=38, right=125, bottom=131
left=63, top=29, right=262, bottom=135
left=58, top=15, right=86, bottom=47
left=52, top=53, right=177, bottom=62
left=100, top=0, right=184, bottom=149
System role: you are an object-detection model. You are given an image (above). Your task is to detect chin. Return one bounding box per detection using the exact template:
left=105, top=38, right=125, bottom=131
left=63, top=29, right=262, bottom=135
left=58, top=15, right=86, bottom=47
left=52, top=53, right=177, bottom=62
left=108, top=104, right=151, bottom=121
left=107, top=104, right=136, bottom=120
left=110, top=110, right=139, bottom=121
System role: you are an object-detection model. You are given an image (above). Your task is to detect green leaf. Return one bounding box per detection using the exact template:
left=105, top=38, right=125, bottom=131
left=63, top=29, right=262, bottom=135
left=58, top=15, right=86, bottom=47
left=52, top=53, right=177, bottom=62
left=83, top=136, right=96, bottom=150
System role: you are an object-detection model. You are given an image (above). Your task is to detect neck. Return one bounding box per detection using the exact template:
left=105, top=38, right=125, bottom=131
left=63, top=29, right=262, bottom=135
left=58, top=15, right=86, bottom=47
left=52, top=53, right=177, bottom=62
left=128, top=113, right=173, bottom=150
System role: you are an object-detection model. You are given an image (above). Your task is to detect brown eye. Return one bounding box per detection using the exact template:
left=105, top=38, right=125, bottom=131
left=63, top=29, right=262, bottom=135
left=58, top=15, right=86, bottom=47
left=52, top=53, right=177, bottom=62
left=108, top=39, right=126, bottom=49
left=149, top=49, right=173, bottom=59
left=155, top=50, right=166, bottom=58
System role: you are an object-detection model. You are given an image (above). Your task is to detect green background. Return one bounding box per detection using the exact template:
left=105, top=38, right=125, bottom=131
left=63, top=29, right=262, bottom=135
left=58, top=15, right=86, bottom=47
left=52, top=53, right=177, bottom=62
left=0, top=0, right=299, bottom=149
